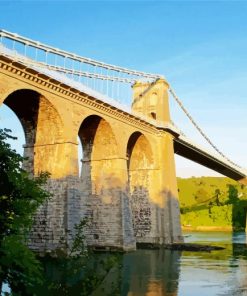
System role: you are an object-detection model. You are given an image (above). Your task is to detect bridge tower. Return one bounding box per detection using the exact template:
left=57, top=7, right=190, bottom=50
left=130, top=78, right=183, bottom=244
left=132, top=78, right=171, bottom=122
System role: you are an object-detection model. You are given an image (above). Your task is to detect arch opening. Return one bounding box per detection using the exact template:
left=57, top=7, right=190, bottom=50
left=0, top=104, right=25, bottom=155
left=127, top=132, right=154, bottom=239
left=1, top=89, right=63, bottom=174
left=78, top=115, right=118, bottom=179
left=127, top=132, right=153, bottom=171
left=77, top=115, right=121, bottom=246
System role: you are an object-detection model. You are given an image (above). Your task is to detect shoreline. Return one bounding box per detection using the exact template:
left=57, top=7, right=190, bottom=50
left=182, top=226, right=234, bottom=232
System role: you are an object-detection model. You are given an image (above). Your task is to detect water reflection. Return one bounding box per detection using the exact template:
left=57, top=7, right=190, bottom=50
left=122, top=249, right=181, bottom=296
left=232, top=231, right=247, bottom=245
left=120, top=232, right=247, bottom=296
left=226, top=232, right=247, bottom=296
left=31, top=232, right=247, bottom=295
left=179, top=231, right=247, bottom=296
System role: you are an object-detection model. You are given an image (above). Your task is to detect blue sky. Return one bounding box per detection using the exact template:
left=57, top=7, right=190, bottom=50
left=0, top=0, right=246, bottom=177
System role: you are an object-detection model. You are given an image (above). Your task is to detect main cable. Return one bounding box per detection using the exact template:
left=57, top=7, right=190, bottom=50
left=169, top=87, right=239, bottom=167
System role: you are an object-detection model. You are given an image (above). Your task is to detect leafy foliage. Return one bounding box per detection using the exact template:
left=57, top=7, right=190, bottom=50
left=57, top=219, right=89, bottom=259
left=0, top=129, right=50, bottom=295
left=0, top=129, right=123, bottom=295
left=227, top=184, right=239, bottom=205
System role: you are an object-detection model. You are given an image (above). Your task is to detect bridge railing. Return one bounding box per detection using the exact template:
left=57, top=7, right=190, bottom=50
left=0, top=29, right=163, bottom=107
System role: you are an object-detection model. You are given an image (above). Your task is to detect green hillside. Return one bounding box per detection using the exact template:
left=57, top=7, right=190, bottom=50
left=177, top=177, right=247, bottom=231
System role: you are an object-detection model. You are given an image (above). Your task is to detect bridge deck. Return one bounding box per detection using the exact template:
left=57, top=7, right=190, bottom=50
left=174, top=136, right=246, bottom=181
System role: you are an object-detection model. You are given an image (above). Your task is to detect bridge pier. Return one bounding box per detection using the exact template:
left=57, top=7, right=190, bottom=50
left=158, top=132, right=183, bottom=243
left=30, top=143, right=136, bottom=252
left=131, top=79, right=183, bottom=245
left=80, top=156, right=136, bottom=251
left=29, top=140, right=80, bottom=253
left=128, top=131, right=183, bottom=246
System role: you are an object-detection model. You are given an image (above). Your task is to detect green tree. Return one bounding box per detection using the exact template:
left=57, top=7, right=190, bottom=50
left=227, top=184, right=239, bottom=204
left=0, top=129, right=50, bottom=295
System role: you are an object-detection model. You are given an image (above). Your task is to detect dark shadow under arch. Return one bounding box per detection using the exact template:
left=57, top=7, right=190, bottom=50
left=3, top=89, right=64, bottom=173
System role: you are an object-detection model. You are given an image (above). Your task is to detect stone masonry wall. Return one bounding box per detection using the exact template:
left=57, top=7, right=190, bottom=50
left=30, top=178, right=69, bottom=253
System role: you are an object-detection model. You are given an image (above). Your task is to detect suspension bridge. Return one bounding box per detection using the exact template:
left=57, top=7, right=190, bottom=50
left=0, top=30, right=246, bottom=251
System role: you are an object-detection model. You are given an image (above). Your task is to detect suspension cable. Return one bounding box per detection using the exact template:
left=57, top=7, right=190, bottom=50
left=169, top=87, right=239, bottom=167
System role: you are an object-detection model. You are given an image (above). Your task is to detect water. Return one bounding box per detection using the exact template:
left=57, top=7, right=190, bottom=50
left=2, top=232, right=247, bottom=295
left=1, top=283, right=10, bottom=295
left=120, top=232, right=247, bottom=296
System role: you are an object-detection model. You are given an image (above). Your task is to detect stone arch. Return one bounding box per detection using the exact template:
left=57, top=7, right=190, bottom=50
left=78, top=115, right=129, bottom=247
left=127, top=132, right=153, bottom=170
left=2, top=89, right=64, bottom=174
left=3, top=89, right=63, bottom=144
left=78, top=115, right=118, bottom=164
left=127, top=132, right=154, bottom=240
left=78, top=114, right=119, bottom=195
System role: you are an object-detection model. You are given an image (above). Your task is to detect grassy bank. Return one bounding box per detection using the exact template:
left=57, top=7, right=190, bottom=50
left=177, top=177, right=247, bottom=231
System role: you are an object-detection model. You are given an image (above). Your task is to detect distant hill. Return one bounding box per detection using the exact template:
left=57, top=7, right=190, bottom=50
left=177, top=177, right=247, bottom=231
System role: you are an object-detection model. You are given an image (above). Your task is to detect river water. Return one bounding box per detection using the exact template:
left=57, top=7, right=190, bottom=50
left=2, top=232, right=247, bottom=295
left=120, top=232, right=247, bottom=296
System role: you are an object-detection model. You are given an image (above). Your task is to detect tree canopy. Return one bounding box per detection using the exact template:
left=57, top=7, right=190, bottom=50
left=0, top=129, right=50, bottom=295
